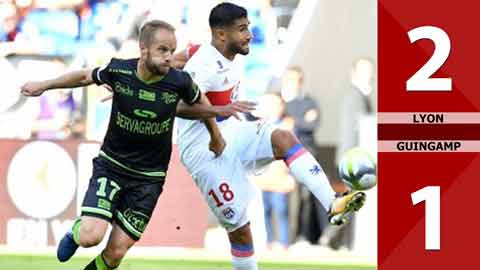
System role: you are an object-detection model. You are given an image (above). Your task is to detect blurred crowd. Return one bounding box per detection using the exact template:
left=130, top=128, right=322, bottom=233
left=0, top=0, right=375, bottom=252
left=0, top=0, right=299, bottom=141
left=252, top=60, right=375, bottom=252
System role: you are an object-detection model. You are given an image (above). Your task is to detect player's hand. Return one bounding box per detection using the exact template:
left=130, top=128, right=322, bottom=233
left=216, top=101, right=257, bottom=120
left=209, top=135, right=226, bottom=158
left=20, top=81, right=47, bottom=97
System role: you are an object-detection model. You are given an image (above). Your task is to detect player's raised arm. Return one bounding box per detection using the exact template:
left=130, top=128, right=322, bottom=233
left=20, top=69, right=95, bottom=97
left=172, top=44, right=201, bottom=69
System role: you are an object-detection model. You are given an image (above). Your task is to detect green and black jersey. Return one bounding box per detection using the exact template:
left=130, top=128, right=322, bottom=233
left=92, top=58, right=200, bottom=178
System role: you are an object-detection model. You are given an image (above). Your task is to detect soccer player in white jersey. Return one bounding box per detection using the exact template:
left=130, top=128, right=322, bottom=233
left=176, top=3, right=366, bottom=270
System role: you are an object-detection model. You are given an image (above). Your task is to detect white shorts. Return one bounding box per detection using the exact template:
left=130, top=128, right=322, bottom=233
left=180, top=119, right=276, bottom=232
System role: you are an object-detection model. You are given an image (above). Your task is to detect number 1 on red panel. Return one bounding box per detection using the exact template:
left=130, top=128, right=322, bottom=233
left=411, top=186, right=441, bottom=250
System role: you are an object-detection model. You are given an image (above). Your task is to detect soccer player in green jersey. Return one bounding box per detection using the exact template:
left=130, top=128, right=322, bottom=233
left=21, top=20, right=254, bottom=270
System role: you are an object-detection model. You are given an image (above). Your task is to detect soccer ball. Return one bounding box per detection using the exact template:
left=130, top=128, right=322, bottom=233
left=338, top=147, right=377, bottom=191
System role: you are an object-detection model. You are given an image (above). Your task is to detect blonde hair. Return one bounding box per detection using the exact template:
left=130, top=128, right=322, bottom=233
left=139, top=20, right=176, bottom=47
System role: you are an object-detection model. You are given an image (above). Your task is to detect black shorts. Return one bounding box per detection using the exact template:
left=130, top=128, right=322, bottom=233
left=81, top=157, right=165, bottom=240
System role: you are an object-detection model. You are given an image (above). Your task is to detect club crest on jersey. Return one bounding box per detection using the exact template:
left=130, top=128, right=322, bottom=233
left=217, top=60, right=224, bottom=69
left=222, top=207, right=235, bottom=219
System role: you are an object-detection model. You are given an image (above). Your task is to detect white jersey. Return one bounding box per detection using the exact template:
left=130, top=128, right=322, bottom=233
left=177, top=44, right=243, bottom=161
left=176, top=44, right=276, bottom=232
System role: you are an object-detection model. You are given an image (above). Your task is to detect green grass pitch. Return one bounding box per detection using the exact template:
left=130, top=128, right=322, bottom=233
left=0, top=254, right=375, bottom=270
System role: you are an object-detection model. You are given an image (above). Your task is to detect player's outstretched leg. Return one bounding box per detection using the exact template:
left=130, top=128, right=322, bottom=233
left=228, top=223, right=258, bottom=270
left=57, top=216, right=109, bottom=262
left=271, top=129, right=366, bottom=225
left=83, top=223, right=136, bottom=270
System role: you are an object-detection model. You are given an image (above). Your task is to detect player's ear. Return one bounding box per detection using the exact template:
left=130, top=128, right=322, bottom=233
left=214, top=27, right=227, bottom=42
left=139, top=42, right=148, bottom=57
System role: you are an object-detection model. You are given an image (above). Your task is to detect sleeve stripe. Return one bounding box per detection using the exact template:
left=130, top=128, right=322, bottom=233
left=97, top=68, right=103, bottom=84
left=96, top=63, right=109, bottom=84
left=190, top=87, right=201, bottom=104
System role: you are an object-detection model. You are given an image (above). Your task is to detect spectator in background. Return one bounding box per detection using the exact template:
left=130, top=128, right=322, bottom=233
left=0, top=1, right=40, bottom=55
left=282, top=66, right=329, bottom=245
left=282, top=66, right=319, bottom=149
left=0, top=3, right=22, bottom=42
left=32, top=89, right=77, bottom=140
left=243, top=0, right=278, bottom=100
left=321, top=57, right=375, bottom=250
left=252, top=93, right=295, bottom=252
left=337, top=58, right=374, bottom=157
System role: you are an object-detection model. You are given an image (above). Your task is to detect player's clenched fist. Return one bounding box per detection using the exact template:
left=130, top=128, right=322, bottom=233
left=209, top=135, right=226, bottom=157
left=20, top=81, right=47, bottom=97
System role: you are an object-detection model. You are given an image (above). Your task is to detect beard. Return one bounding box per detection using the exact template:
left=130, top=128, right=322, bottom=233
left=145, top=52, right=167, bottom=75
left=228, top=41, right=249, bottom=56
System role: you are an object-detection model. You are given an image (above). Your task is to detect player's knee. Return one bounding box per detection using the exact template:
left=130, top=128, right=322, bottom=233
left=78, top=225, right=105, bottom=247
left=271, top=129, right=299, bottom=157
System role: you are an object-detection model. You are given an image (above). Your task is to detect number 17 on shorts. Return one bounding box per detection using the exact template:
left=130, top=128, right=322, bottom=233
left=379, top=1, right=480, bottom=269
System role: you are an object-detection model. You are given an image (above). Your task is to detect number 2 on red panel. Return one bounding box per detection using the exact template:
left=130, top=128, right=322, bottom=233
left=407, top=26, right=452, bottom=91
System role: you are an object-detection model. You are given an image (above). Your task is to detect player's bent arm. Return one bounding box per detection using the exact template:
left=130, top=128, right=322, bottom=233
left=21, top=69, right=95, bottom=97
left=176, top=92, right=219, bottom=120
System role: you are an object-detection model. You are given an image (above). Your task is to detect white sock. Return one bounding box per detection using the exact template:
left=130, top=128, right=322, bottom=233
left=232, top=255, right=258, bottom=270
left=285, top=144, right=336, bottom=210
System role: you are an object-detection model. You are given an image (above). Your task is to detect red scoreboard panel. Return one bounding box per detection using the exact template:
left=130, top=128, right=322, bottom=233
left=379, top=1, right=480, bottom=269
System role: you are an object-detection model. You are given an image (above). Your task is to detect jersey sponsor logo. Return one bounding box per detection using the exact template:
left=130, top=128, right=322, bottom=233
left=109, top=68, right=133, bottom=75
left=123, top=208, right=149, bottom=233
left=97, top=198, right=111, bottom=210
left=309, top=165, right=322, bottom=175
left=114, top=82, right=133, bottom=96
left=116, top=111, right=171, bottom=135
left=161, top=92, right=178, bottom=104
left=133, top=109, right=157, bottom=119
left=139, top=89, right=156, bottom=102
